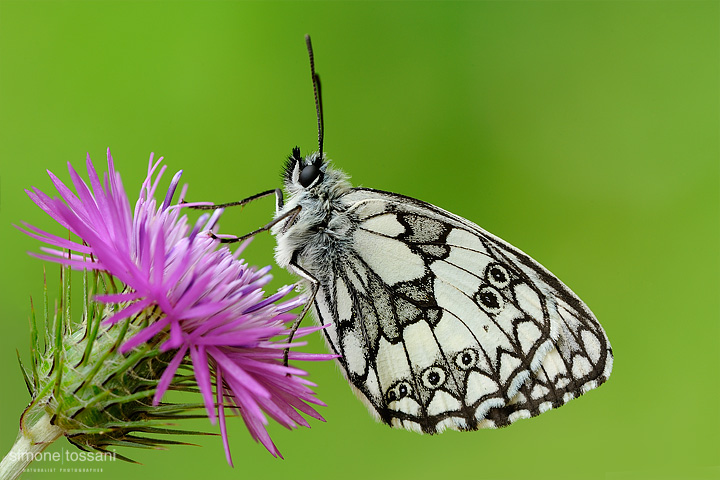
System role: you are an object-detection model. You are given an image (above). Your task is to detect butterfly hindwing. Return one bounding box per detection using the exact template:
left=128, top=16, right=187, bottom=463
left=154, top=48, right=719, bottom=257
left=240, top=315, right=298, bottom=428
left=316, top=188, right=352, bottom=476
left=309, top=188, right=612, bottom=433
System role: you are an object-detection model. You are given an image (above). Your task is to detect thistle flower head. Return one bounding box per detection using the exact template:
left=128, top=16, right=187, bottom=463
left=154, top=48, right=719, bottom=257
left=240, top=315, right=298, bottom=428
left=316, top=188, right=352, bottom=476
left=16, top=149, right=332, bottom=462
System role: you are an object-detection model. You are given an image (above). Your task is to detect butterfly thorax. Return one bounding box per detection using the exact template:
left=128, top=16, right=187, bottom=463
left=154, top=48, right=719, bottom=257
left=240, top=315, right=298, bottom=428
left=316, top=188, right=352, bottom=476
left=272, top=155, right=354, bottom=285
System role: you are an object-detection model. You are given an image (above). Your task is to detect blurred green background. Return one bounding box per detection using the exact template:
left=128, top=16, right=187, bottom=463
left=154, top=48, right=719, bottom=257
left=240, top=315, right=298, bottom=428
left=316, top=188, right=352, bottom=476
left=0, top=1, right=717, bottom=480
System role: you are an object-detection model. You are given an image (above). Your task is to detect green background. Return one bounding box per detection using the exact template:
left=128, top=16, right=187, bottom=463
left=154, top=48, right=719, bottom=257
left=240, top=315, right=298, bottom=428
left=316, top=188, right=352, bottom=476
left=0, top=1, right=718, bottom=480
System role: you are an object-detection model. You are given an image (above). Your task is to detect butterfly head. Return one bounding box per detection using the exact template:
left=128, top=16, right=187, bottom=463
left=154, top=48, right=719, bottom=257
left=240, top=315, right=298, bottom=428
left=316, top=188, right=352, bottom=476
left=283, top=146, right=326, bottom=190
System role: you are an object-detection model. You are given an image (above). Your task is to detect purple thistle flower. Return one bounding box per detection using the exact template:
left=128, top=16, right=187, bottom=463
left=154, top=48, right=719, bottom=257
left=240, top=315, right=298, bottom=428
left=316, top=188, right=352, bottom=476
left=17, top=149, right=334, bottom=462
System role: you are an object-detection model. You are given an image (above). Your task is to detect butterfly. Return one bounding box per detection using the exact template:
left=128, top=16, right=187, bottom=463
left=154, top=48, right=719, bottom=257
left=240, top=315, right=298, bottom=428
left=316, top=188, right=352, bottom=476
left=211, top=35, right=613, bottom=434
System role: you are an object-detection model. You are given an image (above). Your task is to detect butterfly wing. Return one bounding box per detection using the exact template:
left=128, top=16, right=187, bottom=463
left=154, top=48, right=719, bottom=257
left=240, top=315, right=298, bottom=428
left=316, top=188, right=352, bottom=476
left=309, top=187, right=613, bottom=433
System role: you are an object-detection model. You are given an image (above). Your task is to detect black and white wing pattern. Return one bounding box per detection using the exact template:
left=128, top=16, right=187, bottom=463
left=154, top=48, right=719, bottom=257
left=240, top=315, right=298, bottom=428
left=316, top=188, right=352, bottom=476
left=311, top=188, right=613, bottom=433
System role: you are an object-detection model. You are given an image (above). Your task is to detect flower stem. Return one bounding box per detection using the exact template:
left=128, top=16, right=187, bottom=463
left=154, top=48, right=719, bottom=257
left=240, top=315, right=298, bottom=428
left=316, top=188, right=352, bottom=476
left=0, top=414, right=62, bottom=480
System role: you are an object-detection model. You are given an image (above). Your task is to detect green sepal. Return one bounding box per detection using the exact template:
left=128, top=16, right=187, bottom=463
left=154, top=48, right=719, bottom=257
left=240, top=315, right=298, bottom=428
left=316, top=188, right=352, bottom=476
left=16, top=349, right=33, bottom=396
left=29, top=296, right=40, bottom=392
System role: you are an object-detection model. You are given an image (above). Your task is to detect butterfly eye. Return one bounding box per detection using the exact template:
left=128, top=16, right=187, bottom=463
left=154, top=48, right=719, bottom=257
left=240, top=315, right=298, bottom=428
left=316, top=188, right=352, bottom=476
left=299, top=164, right=322, bottom=188
left=454, top=348, right=478, bottom=370
left=475, top=286, right=504, bottom=314
left=421, top=366, right=447, bottom=389
left=486, top=263, right=510, bottom=288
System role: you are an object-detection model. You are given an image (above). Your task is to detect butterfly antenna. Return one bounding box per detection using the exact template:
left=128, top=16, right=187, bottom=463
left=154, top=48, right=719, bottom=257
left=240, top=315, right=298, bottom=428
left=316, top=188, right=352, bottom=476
left=305, top=34, right=324, bottom=158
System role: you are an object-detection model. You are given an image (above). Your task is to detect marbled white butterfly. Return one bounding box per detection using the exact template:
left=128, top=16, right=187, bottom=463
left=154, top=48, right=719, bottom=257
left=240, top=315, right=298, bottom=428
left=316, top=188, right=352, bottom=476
left=209, top=36, right=613, bottom=433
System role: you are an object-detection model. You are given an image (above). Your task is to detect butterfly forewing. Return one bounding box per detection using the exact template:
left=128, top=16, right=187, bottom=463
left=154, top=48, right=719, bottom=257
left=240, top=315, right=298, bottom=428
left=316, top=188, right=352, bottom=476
left=306, top=188, right=612, bottom=433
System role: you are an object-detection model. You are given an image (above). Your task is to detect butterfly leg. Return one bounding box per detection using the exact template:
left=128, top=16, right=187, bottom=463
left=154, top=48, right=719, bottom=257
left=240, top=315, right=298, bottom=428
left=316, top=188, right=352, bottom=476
left=283, top=259, right=320, bottom=367
left=184, top=188, right=280, bottom=210
left=210, top=203, right=302, bottom=244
